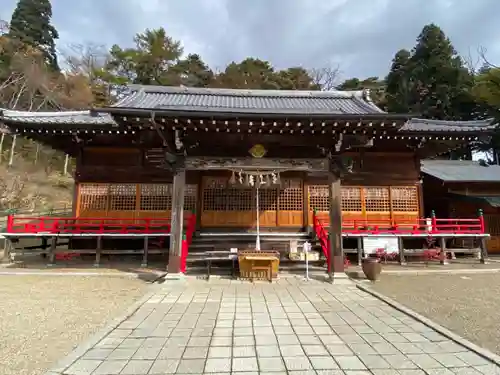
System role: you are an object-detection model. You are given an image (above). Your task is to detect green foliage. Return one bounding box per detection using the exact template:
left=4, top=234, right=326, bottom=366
left=337, top=77, right=386, bottom=108
left=173, top=54, right=214, bottom=87
left=385, top=49, right=411, bottom=113
left=385, top=24, right=476, bottom=120
left=102, top=28, right=183, bottom=86
left=8, top=0, right=59, bottom=71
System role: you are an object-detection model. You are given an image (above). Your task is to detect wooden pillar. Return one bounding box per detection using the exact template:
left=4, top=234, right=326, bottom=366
left=328, top=172, right=343, bottom=280
left=302, top=173, right=309, bottom=230
left=48, top=236, right=57, bottom=265
left=167, top=169, right=186, bottom=273
left=356, top=237, right=363, bottom=266
left=63, top=154, right=69, bottom=175
left=0, top=132, right=5, bottom=163
left=94, top=236, right=102, bottom=267
left=398, top=237, right=406, bottom=265
left=439, top=237, right=448, bottom=265
left=142, top=236, right=149, bottom=267
left=8, top=134, right=16, bottom=167
left=479, top=237, right=489, bottom=264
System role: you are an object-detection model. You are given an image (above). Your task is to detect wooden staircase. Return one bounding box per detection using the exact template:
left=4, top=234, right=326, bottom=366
left=185, top=230, right=327, bottom=276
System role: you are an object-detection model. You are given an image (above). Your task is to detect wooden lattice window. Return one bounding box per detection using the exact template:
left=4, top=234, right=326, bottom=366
left=342, top=187, right=362, bottom=212
left=79, top=184, right=109, bottom=211
left=226, top=188, right=254, bottom=211
left=308, top=185, right=329, bottom=212
left=485, top=214, right=500, bottom=236
left=109, top=184, right=137, bottom=211
left=258, top=187, right=277, bottom=211
left=140, top=184, right=172, bottom=211
left=364, top=187, right=390, bottom=212
left=279, top=179, right=303, bottom=211
left=391, top=187, right=419, bottom=212
left=203, top=178, right=254, bottom=211
left=184, top=184, right=198, bottom=211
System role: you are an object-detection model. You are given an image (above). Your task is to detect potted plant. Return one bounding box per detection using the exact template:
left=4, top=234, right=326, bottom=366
left=361, top=248, right=398, bottom=281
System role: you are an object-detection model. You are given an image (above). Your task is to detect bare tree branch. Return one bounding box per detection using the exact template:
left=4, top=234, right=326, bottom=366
left=478, top=46, right=499, bottom=69
left=309, top=65, right=341, bottom=90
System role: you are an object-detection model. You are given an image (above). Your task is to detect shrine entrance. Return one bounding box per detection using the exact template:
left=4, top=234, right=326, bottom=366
left=200, top=175, right=304, bottom=228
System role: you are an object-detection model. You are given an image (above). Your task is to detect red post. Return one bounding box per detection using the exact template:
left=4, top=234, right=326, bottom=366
left=6, top=215, right=13, bottom=232
left=180, top=234, right=188, bottom=273
left=431, top=210, right=437, bottom=233
left=478, top=209, right=485, bottom=233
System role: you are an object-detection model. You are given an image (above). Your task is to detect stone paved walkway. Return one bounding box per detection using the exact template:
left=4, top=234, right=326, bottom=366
left=54, top=278, right=500, bottom=374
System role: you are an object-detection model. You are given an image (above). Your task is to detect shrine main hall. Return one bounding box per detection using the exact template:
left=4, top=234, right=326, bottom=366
left=0, top=85, right=495, bottom=274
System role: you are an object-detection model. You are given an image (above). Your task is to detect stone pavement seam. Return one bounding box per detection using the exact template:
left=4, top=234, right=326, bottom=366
left=42, top=287, right=158, bottom=375
left=356, top=281, right=500, bottom=368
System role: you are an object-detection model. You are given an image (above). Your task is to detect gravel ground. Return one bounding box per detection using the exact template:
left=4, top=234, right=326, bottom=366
left=371, top=273, right=500, bottom=355
left=0, top=276, right=149, bottom=375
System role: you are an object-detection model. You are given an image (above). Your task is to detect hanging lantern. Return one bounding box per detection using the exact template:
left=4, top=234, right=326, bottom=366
left=238, top=171, right=243, bottom=184
left=249, top=175, right=255, bottom=186
left=229, top=171, right=236, bottom=185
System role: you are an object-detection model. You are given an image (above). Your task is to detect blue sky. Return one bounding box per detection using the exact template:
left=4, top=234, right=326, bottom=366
left=1, top=0, right=499, bottom=79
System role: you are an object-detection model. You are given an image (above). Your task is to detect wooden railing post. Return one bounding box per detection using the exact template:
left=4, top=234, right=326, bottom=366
left=478, top=209, right=485, bottom=233
left=180, top=234, right=188, bottom=274
left=431, top=210, right=437, bottom=233
left=6, top=214, right=13, bottom=232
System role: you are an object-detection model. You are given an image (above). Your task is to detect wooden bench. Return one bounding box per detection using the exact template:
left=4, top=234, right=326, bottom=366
left=204, top=250, right=238, bottom=280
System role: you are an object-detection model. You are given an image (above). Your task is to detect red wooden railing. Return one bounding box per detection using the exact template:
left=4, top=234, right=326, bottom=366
left=312, top=211, right=487, bottom=272
left=180, top=211, right=197, bottom=274
left=312, top=213, right=331, bottom=272
left=6, top=216, right=172, bottom=234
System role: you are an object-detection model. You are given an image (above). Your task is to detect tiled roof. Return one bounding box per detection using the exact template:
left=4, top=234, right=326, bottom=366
left=0, top=109, right=115, bottom=126
left=421, top=159, right=500, bottom=182
left=111, top=85, right=386, bottom=115
left=402, top=118, right=496, bottom=132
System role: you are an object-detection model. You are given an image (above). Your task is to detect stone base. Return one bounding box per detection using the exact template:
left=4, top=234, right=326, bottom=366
left=167, top=254, right=181, bottom=274
left=164, top=272, right=186, bottom=280
left=330, top=271, right=353, bottom=285
left=332, top=255, right=345, bottom=273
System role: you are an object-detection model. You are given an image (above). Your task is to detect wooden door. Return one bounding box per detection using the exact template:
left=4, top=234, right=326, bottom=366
left=201, top=177, right=255, bottom=227
left=258, top=186, right=278, bottom=227
left=277, top=179, right=304, bottom=227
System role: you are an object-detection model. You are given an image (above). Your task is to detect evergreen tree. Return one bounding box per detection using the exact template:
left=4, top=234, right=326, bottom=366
left=8, top=0, right=60, bottom=71
left=407, top=24, right=474, bottom=120
left=385, top=49, right=411, bottom=113
left=173, top=54, right=214, bottom=87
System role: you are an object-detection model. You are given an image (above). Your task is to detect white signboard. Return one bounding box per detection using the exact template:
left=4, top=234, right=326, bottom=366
left=363, top=237, right=399, bottom=255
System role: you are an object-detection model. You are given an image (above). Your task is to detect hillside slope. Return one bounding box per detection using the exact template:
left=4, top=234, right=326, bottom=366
left=0, top=161, right=73, bottom=214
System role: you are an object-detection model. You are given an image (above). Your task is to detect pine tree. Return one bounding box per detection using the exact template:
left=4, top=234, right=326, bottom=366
left=8, top=0, right=59, bottom=71
left=385, top=49, right=411, bottom=113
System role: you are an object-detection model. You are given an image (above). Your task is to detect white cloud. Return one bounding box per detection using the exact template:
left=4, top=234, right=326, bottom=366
left=0, top=0, right=498, bottom=79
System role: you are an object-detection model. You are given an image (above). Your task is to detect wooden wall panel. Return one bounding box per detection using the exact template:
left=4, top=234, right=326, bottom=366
left=76, top=182, right=197, bottom=222
left=308, top=185, right=420, bottom=227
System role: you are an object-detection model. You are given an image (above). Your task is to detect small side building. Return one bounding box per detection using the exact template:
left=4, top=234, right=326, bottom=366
left=422, top=159, right=500, bottom=253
